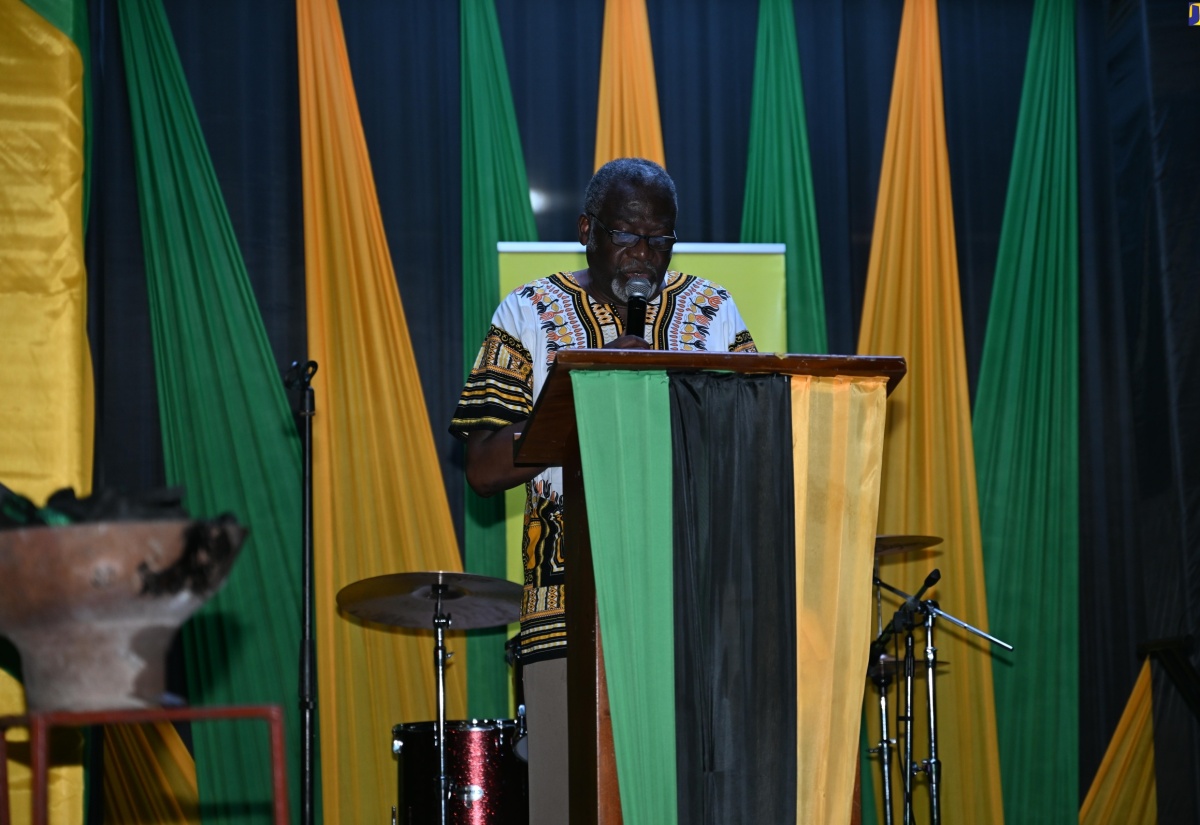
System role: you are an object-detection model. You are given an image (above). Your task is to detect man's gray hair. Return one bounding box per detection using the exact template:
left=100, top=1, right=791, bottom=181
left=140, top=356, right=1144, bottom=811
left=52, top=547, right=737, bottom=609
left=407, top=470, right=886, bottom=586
left=583, top=158, right=678, bottom=217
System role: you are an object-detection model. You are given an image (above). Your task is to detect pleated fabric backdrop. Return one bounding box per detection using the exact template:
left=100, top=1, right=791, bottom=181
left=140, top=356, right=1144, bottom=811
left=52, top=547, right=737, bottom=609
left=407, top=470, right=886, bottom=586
left=975, top=0, right=1079, bottom=821
left=1080, top=660, right=1157, bottom=824
left=574, top=369, right=888, bottom=825
left=2, top=0, right=97, bottom=821
left=460, top=0, right=538, bottom=719
left=856, top=0, right=1006, bottom=821
left=297, top=0, right=466, bottom=822
left=116, top=0, right=307, bottom=819
left=593, top=0, right=665, bottom=169
left=740, top=0, right=826, bottom=355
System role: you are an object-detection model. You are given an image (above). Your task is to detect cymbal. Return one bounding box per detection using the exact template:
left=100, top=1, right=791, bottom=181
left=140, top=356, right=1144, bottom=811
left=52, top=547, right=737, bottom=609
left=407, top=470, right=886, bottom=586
left=337, top=571, right=522, bottom=631
left=874, top=534, right=943, bottom=558
left=867, top=654, right=950, bottom=681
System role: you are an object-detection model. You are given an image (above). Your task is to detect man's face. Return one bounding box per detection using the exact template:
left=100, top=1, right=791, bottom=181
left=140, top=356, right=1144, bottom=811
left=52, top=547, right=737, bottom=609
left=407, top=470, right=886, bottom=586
left=577, top=180, right=676, bottom=305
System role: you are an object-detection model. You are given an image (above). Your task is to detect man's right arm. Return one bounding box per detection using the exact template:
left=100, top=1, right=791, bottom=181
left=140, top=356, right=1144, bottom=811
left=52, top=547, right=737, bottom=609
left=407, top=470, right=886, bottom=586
left=464, top=423, right=547, bottom=497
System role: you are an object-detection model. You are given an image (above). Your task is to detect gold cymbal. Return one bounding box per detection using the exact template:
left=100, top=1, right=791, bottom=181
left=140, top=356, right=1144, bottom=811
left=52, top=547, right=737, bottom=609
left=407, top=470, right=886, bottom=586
left=337, top=570, right=521, bottom=631
left=874, top=534, right=943, bottom=558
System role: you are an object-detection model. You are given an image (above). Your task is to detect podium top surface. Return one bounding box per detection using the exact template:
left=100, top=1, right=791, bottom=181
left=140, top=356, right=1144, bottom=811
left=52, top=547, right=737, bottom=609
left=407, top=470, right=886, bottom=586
left=514, top=350, right=906, bottom=465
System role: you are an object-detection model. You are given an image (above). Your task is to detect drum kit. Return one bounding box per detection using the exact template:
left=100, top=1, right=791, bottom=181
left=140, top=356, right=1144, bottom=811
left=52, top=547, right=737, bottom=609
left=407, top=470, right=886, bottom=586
left=869, top=535, right=1012, bottom=825
left=332, top=538, right=1013, bottom=825
left=336, top=571, right=528, bottom=825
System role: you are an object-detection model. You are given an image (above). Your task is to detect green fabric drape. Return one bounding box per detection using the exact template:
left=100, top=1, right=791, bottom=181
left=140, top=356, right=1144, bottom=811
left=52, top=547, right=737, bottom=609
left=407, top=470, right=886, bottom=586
left=974, top=0, right=1079, bottom=821
left=740, top=0, right=827, bottom=355
left=118, top=0, right=306, bottom=820
left=573, top=369, right=677, bottom=825
left=460, top=0, right=538, bottom=718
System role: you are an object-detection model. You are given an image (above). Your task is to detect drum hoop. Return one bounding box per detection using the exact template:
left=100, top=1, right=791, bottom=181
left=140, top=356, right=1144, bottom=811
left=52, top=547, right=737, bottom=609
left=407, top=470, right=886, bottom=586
left=392, top=718, right=517, bottom=734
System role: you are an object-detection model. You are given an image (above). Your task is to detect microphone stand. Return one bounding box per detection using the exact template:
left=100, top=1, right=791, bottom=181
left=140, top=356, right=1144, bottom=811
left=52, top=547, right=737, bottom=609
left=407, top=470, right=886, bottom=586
left=285, top=360, right=319, bottom=825
left=873, top=573, right=1013, bottom=825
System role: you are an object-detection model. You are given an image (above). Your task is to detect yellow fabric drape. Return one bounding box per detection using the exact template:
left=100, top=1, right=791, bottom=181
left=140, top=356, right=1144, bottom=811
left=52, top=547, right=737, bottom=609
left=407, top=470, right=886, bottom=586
left=1079, top=660, right=1156, bottom=825
left=297, top=0, right=466, bottom=821
left=1, top=1, right=89, bottom=821
left=857, top=0, right=1005, bottom=821
left=102, top=725, right=199, bottom=822
left=593, top=0, right=666, bottom=169
left=791, top=376, right=889, bottom=825
left=0, top=0, right=93, bottom=506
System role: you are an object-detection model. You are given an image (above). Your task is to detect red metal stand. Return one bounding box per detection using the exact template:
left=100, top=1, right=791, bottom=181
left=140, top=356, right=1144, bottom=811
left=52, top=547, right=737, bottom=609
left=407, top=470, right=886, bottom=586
left=0, top=705, right=289, bottom=825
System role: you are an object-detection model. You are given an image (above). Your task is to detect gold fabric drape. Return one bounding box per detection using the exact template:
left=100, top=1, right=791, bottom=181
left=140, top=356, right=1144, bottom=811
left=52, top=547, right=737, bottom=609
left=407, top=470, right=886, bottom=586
left=1079, top=660, right=1156, bottom=825
left=857, top=0, right=1005, bottom=820
left=1, top=0, right=89, bottom=820
left=297, top=0, right=466, bottom=821
left=593, top=0, right=666, bottom=169
left=791, top=376, right=889, bottom=825
left=0, top=0, right=94, bottom=508
left=102, top=725, right=198, bottom=822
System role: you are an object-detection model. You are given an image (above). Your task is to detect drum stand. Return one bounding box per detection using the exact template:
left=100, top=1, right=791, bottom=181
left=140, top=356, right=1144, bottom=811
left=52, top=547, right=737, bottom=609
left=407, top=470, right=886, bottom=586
left=430, top=584, right=452, bottom=825
left=872, top=571, right=1013, bottom=825
left=334, top=569, right=523, bottom=823
left=868, top=658, right=898, bottom=825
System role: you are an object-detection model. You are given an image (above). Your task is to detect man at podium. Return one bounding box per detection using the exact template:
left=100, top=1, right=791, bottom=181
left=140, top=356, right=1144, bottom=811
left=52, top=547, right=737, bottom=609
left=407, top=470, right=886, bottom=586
left=450, top=157, right=756, bottom=824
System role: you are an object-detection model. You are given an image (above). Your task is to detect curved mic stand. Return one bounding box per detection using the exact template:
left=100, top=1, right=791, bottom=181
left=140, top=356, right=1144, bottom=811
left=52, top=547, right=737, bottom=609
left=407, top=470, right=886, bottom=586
left=284, top=360, right=319, bottom=825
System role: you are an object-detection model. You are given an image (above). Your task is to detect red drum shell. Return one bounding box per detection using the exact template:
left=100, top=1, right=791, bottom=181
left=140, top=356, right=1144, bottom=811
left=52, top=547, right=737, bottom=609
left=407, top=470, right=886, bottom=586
left=393, top=719, right=528, bottom=824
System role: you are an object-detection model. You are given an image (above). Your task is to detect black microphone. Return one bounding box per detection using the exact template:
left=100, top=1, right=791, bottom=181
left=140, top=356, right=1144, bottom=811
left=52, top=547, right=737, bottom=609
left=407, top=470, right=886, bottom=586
left=625, top=277, right=651, bottom=340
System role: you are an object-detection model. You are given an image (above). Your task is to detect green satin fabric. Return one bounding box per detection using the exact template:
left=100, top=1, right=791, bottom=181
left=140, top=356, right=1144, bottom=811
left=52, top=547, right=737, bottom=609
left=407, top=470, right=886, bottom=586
left=740, top=0, right=827, bottom=354
left=573, top=369, right=678, bottom=825
left=118, top=0, right=308, bottom=819
left=975, top=0, right=1080, bottom=820
left=460, top=0, right=539, bottom=719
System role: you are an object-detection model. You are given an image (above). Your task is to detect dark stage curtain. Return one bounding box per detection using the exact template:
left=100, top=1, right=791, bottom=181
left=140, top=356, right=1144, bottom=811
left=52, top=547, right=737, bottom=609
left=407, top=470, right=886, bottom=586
left=1077, top=0, right=1200, bottom=820
left=669, top=373, right=797, bottom=825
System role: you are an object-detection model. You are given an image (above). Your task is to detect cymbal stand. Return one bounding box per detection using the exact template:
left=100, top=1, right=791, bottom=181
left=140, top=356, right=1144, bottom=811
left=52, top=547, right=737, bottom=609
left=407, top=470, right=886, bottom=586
left=918, top=604, right=940, bottom=825
left=902, top=622, right=917, bottom=825
left=875, top=575, right=1013, bottom=825
left=431, top=585, right=452, bottom=825
left=868, top=659, right=897, bottom=825
left=869, top=562, right=897, bottom=825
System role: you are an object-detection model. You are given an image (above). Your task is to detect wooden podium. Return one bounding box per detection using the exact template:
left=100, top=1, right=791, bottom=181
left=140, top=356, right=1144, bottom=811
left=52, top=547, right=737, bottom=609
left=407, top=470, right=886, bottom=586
left=514, top=350, right=906, bottom=824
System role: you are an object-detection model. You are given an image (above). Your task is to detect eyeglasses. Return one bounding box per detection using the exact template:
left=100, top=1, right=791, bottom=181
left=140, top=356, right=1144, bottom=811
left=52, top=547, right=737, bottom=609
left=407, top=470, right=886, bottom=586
left=588, top=214, right=677, bottom=252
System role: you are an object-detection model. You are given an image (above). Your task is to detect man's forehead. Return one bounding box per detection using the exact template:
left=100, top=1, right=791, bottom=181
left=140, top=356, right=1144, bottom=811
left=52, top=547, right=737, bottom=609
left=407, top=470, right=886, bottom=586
left=602, top=180, right=676, bottom=221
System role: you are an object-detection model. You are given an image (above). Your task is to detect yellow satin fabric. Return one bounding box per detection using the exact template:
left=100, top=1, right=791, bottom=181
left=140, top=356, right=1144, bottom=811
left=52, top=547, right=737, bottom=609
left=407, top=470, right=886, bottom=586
left=0, top=0, right=93, bottom=505
left=297, top=0, right=466, bottom=821
left=102, top=724, right=199, bottom=822
left=791, top=375, right=889, bottom=825
left=857, top=0, right=1005, bottom=821
left=593, top=0, right=666, bottom=169
left=1079, top=660, right=1156, bottom=825
left=1, top=1, right=90, bottom=821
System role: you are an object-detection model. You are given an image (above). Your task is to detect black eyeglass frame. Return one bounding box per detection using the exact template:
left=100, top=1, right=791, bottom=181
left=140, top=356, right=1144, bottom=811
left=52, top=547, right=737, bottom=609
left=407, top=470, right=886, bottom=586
left=587, top=213, right=677, bottom=252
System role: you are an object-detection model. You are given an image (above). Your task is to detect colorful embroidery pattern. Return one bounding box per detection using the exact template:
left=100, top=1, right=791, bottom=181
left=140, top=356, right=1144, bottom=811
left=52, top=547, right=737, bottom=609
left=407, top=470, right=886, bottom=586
left=452, top=270, right=756, bottom=663
left=451, top=325, right=534, bottom=435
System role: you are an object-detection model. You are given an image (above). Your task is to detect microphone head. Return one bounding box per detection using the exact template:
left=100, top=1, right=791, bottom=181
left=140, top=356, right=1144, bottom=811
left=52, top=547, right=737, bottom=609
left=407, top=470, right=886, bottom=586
left=626, top=277, right=652, bottom=301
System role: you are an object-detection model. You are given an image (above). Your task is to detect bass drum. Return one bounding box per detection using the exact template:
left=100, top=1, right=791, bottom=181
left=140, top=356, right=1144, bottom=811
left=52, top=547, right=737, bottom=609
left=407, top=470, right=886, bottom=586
left=393, top=719, right=528, bottom=824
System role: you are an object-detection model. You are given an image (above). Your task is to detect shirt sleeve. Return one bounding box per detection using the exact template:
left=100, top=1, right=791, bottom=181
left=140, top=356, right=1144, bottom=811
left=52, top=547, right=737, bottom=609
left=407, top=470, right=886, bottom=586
left=717, top=292, right=758, bottom=353
left=449, top=292, right=536, bottom=440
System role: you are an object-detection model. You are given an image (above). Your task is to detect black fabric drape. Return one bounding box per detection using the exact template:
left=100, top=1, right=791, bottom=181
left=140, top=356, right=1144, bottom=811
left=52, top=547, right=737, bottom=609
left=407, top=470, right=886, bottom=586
left=1077, top=0, right=1200, bottom=818
left=669, top=372, right=796, bottom=825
